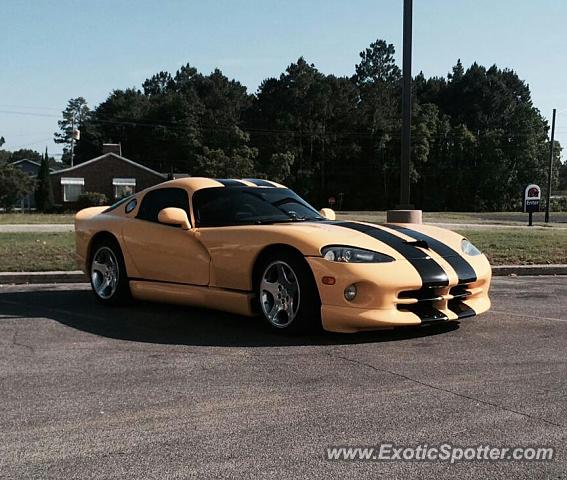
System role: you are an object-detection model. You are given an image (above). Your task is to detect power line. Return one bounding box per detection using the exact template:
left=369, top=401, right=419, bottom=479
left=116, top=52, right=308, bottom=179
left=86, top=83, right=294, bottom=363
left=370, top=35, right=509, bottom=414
left=0, top=109, right=58, bottom=118
left=0, top=104, right=61, bottom=111
left=9, top=138, right=54, bottom=150
left=1, top=108, right=565, bottom=143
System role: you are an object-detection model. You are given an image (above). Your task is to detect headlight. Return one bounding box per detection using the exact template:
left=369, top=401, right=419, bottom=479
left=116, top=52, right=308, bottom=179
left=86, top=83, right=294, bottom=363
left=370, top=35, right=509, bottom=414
left=321, top=245, right=394, bottom=263
left=461, top=239, right=482, bottom=256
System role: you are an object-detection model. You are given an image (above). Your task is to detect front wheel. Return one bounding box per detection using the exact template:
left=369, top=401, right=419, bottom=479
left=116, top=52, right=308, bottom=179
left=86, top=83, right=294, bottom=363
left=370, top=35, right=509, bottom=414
left=257, top=252, right=321, bottom=333
left=90, top=239, right=130, bottom=305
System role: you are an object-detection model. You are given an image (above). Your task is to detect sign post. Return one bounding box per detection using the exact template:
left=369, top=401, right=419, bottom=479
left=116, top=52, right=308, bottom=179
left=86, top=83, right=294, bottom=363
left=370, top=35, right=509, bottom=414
left=338, top=192, right=344, bottom=211
left=523, top=184, right=541, bottom=227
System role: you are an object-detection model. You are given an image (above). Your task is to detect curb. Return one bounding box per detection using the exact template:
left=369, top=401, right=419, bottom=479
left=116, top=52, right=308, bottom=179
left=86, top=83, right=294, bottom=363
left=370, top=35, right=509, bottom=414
left=491, top=265, right=567, bottom=276
left=0, top=224, right=74, bottom=233
left=1, top=266, right=567, bottom=285
left=0, top=271, right=88, bottom=285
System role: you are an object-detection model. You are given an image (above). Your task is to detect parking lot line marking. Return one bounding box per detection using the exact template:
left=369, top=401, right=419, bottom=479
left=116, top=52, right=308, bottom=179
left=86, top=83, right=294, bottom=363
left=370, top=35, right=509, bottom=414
left=491, top=310, right=567, bottom=323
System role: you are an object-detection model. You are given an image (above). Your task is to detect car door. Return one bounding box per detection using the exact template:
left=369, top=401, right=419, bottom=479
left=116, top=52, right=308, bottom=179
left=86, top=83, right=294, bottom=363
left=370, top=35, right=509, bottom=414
left=121, top=187, right=210, bottom=285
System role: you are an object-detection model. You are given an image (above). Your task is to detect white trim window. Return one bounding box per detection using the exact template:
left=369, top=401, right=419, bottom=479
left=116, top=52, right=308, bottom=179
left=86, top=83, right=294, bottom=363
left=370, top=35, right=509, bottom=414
left=61, top=177, right=85, bottom=202
left=113, top=178, right=136, bottom=199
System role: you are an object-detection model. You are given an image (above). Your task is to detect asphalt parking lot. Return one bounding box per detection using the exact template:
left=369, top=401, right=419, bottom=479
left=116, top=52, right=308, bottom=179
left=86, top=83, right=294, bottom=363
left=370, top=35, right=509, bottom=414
left=0, top=277, right=566, bottom=479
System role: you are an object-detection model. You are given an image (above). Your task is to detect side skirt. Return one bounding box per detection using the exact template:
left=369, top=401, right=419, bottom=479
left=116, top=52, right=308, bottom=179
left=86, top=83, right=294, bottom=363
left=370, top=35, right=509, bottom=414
left=129, top=280, right=255, bottom=317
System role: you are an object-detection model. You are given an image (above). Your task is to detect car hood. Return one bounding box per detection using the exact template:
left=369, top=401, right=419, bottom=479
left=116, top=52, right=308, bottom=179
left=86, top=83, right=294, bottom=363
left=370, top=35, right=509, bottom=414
left=260, top=220, right=468, bottom=261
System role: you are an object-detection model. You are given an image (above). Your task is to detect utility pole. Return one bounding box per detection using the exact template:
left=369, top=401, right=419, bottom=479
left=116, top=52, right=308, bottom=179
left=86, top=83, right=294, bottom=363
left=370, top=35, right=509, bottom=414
left=399, top=0, right=412, bottom=208
left=388, top=0, right=421, bottom=224
left=544, top=108, right=556, bottom=223
left=70, top=112, right=76, bottom=167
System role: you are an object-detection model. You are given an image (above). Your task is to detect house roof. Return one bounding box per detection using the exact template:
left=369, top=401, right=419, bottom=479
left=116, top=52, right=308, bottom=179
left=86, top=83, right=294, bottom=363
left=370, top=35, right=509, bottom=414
left=11, top=158, right=41, bottom=167
left=50, top=152, right=166, bottom=178
left=11, top=158, right=56, bottom=173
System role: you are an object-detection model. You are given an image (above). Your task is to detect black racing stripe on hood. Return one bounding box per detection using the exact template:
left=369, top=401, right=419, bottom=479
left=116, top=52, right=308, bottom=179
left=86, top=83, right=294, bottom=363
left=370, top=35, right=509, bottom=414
left=215, top=179, right=247, bottom=187
left=243, top=178, right=275, bottom=187
left=385, top=224, right=477, bottom=284
left=332, top=221, right=449, bottom=288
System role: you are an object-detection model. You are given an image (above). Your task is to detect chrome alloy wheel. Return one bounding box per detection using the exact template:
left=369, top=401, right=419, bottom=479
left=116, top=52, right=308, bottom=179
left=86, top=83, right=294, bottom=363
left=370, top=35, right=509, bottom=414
left=91, top=246, right=119, bottom=300
left=260, top=260, right=301, bottom=328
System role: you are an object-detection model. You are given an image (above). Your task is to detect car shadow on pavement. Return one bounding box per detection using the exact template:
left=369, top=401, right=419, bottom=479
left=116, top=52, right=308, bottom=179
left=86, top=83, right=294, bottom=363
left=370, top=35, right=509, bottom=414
left=0, top=287, right=460, bottom=347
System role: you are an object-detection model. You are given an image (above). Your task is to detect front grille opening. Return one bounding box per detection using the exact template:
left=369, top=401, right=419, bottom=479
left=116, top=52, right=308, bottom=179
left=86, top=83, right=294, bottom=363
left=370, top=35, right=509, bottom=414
left=402, top=303, right=448, bottom=323
left=450, top=284, right=471, bottom=299
left=448, top=299, right=475, bottom=318
left=397, top=286, right=448, bottom=323
left=398, top=283, right=476, bottom=322
left=398, top=287, right=443, bottom=303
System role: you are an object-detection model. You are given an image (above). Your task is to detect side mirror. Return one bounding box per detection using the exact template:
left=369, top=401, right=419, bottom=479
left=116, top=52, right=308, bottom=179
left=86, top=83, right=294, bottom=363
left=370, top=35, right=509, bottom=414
left=158, top=207, right=191, bottom=230
left=319, top=208, right=336, bottom=221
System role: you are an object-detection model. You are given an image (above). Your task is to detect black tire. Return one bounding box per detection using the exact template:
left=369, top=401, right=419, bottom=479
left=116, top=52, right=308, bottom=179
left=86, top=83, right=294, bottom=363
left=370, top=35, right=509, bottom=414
left=89, top=237, right=131, bottom=305
left=256, top=250, right=321, bottom=334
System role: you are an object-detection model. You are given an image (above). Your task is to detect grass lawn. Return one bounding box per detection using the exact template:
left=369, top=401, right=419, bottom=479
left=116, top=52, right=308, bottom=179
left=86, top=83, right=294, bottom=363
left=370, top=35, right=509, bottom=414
left=0, top=233, right=77, bottom=272
left=456, top=228, right=567, bottom=266
left=0, top=213, right=75, bottom=224
left=0, top=227, right=566, bottom=272
left=339, top=211, right=567, bottom=227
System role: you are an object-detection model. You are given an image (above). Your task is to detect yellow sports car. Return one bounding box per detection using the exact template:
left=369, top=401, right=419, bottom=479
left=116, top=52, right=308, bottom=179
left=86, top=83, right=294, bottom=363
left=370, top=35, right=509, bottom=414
left=75, top=178, right=491, bottom=333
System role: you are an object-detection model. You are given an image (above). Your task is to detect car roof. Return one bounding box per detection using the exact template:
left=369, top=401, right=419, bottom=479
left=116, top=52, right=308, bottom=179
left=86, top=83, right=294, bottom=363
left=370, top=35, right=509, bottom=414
left=158, top=177, right=287, bottom=193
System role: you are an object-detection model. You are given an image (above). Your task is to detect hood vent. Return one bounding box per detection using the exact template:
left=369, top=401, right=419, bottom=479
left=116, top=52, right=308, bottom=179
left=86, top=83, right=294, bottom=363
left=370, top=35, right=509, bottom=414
left=404, top=239, right=429, bottom=249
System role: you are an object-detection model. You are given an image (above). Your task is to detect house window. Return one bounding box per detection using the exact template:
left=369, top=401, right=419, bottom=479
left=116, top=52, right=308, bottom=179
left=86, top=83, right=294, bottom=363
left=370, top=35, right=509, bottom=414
left=113, top=178, right=136, bottom=199
left=61, top=177, right=85, bottom=202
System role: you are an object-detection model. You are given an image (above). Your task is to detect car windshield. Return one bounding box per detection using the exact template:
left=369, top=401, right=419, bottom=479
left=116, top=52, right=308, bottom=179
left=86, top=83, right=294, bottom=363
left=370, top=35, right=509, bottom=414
left=193, top=187, right=324, bottom=227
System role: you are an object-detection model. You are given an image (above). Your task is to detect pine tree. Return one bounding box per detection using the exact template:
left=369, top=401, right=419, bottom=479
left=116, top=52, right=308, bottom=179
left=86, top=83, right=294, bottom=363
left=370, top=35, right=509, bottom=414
left=35, top=148, right=55, bottom=212
left=54, top=97, right=90, bottom=165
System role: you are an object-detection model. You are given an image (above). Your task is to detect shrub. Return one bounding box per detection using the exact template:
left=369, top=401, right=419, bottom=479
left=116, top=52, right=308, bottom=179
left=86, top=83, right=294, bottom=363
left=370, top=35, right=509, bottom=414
left=77, top=192, right=108, bottom=209
left=549, top=196, right=567, bottom=212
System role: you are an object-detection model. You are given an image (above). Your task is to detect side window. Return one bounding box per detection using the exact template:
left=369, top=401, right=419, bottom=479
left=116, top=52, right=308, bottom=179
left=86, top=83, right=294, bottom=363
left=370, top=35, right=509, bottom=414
left=125, top=198, right=137, bottom=214
left=136, top=188, right=189, bottom=223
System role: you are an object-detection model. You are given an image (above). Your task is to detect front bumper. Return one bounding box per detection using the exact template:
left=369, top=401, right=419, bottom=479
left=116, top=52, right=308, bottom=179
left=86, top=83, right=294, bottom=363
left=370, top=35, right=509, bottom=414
left=306, top=254, right=491, bottom=333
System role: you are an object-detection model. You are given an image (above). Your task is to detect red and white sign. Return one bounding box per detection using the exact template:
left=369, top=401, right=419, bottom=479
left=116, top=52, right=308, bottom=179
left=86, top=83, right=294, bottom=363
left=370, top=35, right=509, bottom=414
left=523, top=184, right=541, bottom=213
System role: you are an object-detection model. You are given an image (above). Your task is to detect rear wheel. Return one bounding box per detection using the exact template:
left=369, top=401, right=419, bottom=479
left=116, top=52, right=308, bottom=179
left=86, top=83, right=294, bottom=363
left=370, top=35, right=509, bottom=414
left=257, top=251, right=321, bottom=333
left=90, top=239, right=130, bottom=305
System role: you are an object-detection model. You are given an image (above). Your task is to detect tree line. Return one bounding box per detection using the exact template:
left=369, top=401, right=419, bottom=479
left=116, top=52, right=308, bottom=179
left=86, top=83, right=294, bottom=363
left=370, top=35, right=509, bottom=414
left=49, top=39, right=563, bottom=211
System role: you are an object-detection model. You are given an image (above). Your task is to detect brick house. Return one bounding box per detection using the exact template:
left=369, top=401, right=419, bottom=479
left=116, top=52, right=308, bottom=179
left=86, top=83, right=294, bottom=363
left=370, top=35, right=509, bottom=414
left=50, top=145, right=167, bottom=208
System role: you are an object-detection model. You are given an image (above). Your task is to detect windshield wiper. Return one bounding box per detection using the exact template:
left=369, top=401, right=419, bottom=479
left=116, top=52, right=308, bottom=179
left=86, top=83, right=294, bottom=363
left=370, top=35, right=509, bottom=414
left=253, top=217, right=324, bottom=224
left=253, top=219, right=290, bottom=225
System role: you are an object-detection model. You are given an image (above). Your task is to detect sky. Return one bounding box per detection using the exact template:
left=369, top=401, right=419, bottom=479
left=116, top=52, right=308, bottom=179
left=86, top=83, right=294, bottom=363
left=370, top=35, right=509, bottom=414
left=1, top=0, right=566, bottom=159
